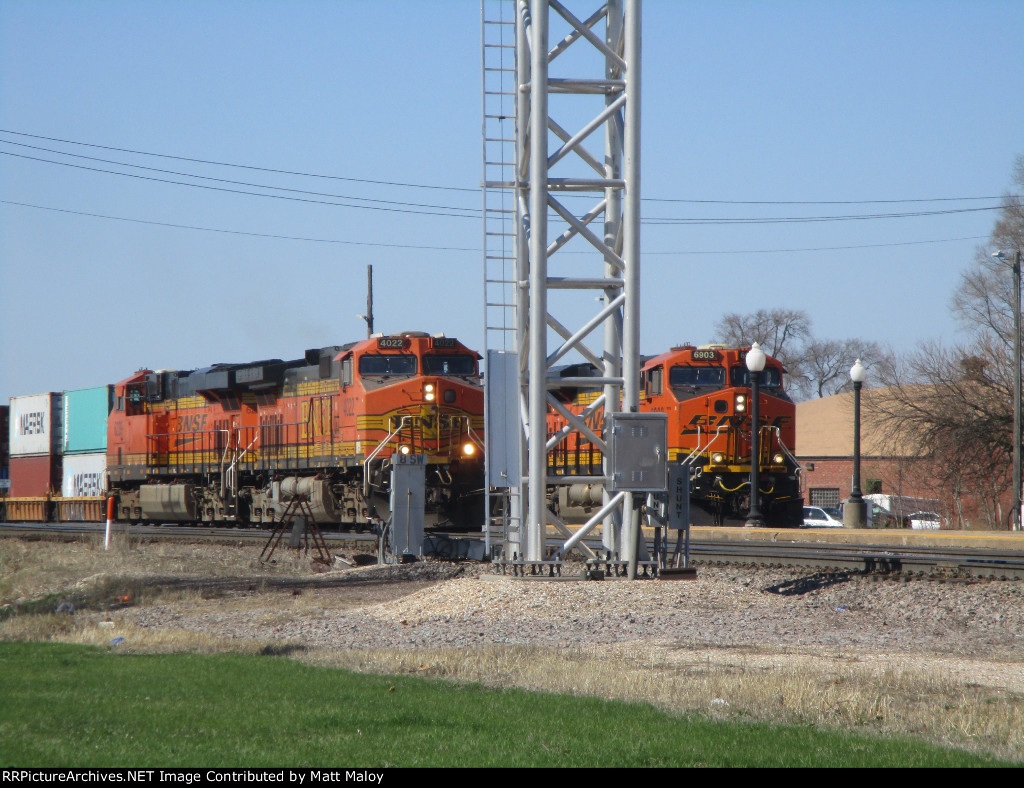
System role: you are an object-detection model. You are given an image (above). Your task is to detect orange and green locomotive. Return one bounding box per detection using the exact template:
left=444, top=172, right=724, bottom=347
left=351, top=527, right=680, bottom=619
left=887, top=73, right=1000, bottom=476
left=548, top=345, right=803, bottom=527
left=106, top=332, right=484, bottom=529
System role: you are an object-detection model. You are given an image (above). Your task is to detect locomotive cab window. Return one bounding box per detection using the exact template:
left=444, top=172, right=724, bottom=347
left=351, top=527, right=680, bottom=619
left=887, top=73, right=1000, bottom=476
left=730, top=366, right=782, bottom=388
left=358, top=354, right=417, bottom=376
left=422, top=354, right=476, bottom=376
left=125, top=384, right=145, bottom=415
left=669, top=365, right=725, bottom=388
left=646, top=367, right=663, bottom=396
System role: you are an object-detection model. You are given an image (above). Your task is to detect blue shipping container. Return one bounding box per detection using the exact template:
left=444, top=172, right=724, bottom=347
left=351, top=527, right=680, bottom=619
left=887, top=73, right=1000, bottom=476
left=63, top=386, right=113, bottom=454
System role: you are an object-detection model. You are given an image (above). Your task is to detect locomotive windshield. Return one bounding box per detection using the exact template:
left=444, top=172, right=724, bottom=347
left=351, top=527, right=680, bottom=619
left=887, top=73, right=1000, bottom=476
left=730, top=366, right=782, bottom=388
left=423, top=354, right=476, bottom=376
left=669, top=365, right=725, bottom=387
left=358, top=354, right=417, bottom=376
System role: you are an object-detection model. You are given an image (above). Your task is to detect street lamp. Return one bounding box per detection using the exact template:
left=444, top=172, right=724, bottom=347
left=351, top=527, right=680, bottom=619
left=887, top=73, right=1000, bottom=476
left=844, top=359, right=868, bottom=529
left=744, top=342, right=767, bottom=527
left=993, top=249, right=1022, bottom=531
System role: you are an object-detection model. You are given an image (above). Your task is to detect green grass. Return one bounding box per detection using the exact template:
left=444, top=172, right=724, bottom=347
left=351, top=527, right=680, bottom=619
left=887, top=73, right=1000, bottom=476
left=0, top=642, right=1011, bottom=768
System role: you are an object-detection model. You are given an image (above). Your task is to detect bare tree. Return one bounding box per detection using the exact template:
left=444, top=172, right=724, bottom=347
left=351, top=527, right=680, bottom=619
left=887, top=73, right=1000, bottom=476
left=714, top=308, right=810, bottom=361
left=714, top=308, right=811, bottom=391
left=803, top=338, right=886, bottom=398
left=867, top=156, right=1024, bottom=528
left=714, top=308, right=885, bottom=400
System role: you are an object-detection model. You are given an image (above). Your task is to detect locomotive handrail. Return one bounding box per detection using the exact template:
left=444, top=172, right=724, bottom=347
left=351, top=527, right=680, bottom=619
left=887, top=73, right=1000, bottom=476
left=362, top=415, right=413, bottom=500
left=682, top=423, right=727, bottom=466
left=465, top=419, right=485, bottom=451
left=222, top=433, right=262, bottom=499
left=768, top=425, right=802, bottom=471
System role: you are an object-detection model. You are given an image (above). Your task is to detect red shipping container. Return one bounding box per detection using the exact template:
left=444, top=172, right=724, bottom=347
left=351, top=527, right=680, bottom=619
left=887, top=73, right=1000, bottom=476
left=9, top=454, right=61, bottom=497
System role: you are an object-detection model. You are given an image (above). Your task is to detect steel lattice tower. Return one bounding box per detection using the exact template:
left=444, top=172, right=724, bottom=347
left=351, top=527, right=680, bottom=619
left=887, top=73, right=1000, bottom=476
left=483, top=0, right=642, bottom=567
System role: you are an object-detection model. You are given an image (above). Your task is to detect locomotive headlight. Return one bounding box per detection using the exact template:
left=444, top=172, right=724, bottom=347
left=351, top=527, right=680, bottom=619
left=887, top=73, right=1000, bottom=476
left=711, top=452, right=725, bottom=465
left=462, top=442, right=476, bottom=456
left=398, top=444, right=411, bottom=455
left=424, top=383, right=436, bottom=402
left=735, top=394, right=746, bottom=412
left=773, top=453, right=785, bottom=465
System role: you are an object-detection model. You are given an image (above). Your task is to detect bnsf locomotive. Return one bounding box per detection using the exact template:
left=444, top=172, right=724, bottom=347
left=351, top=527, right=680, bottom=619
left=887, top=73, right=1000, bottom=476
left=548, top=345, right=803, bottom=527
left=106, top=332, right=484, bottom=529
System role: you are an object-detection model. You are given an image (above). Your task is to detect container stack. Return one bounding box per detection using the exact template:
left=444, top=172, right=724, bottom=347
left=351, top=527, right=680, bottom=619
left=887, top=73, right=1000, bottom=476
left=59, top=386, right=113, bottom=521
left=7, top=393, right=63, bottom=520
left=0, top=405, right=9, bottom=496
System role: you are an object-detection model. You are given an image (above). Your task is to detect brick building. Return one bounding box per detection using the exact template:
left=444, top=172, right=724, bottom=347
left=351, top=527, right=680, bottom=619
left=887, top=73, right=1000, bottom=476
left=796, top=389, right=1011, bottom=529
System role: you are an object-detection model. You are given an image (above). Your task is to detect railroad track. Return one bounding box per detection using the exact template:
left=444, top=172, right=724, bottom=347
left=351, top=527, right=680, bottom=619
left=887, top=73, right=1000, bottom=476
left=678, top=538, right=1024, bottom=581
left=4, top=522, right=1023, bottom=580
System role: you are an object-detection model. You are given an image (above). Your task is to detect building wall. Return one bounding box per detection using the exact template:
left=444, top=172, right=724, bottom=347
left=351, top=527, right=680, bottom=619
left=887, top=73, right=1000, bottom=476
left=800, top=455, right=1011, bottom=529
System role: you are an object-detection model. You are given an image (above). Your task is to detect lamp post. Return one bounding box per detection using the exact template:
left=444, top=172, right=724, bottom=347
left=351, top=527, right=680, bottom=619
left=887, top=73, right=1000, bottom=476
left=844, top=358, right=868, bottom=529
left=744, top=342, right=767, bottom=527
left=993, top=249, right=1022, bottom=531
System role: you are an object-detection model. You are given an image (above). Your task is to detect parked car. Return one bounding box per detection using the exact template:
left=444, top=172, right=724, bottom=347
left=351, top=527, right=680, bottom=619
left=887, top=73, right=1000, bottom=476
left=802, top=506, right=843, bottom=528
left=908, top=511, right=943, bottom=530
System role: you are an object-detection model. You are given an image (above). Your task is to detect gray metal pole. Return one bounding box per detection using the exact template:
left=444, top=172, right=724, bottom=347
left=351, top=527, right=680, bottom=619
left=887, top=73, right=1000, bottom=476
left=623, top=0, right=642, bottom=577
left=602, top=0, right=624, bottom=561
left=622, top=0, right=641, bottom=413
left=366, top=264, right=373, bottom=338
left=526, top=0, right=549, bottom=562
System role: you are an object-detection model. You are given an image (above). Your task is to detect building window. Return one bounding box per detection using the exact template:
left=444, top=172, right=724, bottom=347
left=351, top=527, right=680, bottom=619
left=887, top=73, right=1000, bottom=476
left=866, top=479, right=882, bottom=494
left=809, top=488, right=840, bottom=509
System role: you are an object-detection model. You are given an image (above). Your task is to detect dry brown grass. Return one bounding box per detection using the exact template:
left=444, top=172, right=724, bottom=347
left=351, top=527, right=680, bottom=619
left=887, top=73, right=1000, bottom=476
left=2, top=536, right=1022, bottom=761
left=295, top=642, right=1024, bottom=760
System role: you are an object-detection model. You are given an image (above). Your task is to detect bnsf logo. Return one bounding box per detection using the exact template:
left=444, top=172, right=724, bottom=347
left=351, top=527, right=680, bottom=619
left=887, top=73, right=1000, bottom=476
left=174, top=414, right=209, bottom=432
left=18, top=411, right=46, bottom=436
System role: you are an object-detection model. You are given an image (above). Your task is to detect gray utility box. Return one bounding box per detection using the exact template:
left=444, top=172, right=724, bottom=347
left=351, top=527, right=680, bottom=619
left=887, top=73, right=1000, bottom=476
left=390, top=453, right=426, bottom=556
left=605, top=412, right=669, bottom=493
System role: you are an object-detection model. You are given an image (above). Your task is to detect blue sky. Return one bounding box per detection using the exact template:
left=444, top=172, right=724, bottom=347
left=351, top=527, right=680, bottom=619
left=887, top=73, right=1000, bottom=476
left=1, top=0, right=1022, bottom=402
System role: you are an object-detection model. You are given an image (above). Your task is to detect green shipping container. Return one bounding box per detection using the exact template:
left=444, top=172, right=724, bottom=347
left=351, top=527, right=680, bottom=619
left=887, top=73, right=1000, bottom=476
left=63, top=386, right=113, bottom=454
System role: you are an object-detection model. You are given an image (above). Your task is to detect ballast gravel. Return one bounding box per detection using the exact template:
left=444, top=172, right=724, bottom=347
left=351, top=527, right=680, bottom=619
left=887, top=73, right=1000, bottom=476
left=120, top=560, right=1024, bottom=692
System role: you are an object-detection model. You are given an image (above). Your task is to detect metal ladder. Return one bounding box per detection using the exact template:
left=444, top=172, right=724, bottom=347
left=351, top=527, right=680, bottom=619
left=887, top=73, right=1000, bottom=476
left=481, top=0, right=520, bottom=556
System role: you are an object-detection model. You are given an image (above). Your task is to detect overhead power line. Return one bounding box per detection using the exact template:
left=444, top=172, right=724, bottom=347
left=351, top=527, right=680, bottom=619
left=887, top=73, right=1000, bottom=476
left=2, top=128, right=1016, bottom=209
left=1, top=199, right=992, bottom=256
left=0, top=128, right=478, bottom=193
left=0, top=139, right=479, bottom=214
left=0, top=150, right=480, bottom=219
left=0, top=200, right=478, bottom=251
left=3, top=148, right=1007, bottom=226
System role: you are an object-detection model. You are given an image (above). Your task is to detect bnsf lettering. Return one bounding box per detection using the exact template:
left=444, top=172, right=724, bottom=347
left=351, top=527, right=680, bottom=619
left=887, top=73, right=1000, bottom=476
left=686, top=414, right=791, bottom=429
left=301, top=399, right=332, bottom=439
left=18, top=411, right=46, bottom=435
left=175, top=414, right=208, bottom=433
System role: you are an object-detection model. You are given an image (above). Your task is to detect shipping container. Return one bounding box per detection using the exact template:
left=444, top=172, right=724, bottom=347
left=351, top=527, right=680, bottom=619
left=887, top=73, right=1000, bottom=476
left=9, top=454, right=61, bottom=497
left=9, top=393, right=62, bottom=457
left=61, top=452, right=108, bottom=497
left=1, top=404, right=9, bottom=464
left=0, top=405, right=8, bottom=494
left=63, top=386, right=113, bottom=454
